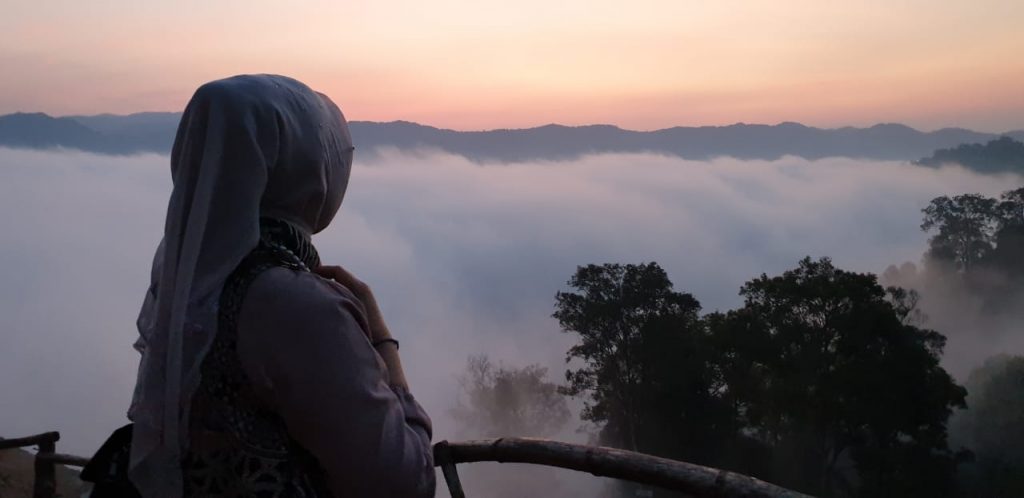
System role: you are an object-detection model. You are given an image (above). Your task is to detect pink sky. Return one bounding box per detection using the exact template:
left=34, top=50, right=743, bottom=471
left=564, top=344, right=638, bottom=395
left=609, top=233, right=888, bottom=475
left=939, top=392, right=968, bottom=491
left=3, top=0, right=1023, bottom=131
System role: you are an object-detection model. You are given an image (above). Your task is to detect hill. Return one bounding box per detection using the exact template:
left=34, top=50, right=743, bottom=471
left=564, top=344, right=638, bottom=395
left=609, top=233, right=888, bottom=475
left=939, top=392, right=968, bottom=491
left=3, top=112, right=1024, bottom=164
left=915, top=136, right=1024, bottom=174
left=0, top=113, right=115, bottom=152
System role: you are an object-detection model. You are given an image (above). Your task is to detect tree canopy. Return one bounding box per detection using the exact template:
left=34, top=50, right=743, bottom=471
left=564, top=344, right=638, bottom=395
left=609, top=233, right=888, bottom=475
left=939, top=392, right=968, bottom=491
left=710, top=258, right=966, bottom=497
left=553, top=262, right=707, bottom=454
left=915, top=136, right=1024, bottom=174
left=920, top=187, right=1024, bottom=279
left=554, top=258, right=968, bottom=497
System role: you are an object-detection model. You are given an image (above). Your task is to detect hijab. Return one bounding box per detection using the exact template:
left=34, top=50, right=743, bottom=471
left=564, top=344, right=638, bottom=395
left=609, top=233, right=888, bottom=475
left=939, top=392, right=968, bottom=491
left=128, top=74, right=354, bottom=497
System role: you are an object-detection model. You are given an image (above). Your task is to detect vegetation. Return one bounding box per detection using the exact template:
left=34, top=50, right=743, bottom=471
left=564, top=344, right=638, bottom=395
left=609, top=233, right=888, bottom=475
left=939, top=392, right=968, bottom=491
left=552, top=263, right=711, bottom=454
left=450, top=355, right=570, bottom=438
left=921, top=187, right=1024, bottom=275
left=710, top=259, right=966, bottom=497
left=449, top=184, right=1023, bottom=497
left=449, top=356, right=573, bottom=498
left=916, top=136, right=1024, bottom=174
left=951, top=355, right=1024, bottom=496
left=552, top=259, right=967, bottom=497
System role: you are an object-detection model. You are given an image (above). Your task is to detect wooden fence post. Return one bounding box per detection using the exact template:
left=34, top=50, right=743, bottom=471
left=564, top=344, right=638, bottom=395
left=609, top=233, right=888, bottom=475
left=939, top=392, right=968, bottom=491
left=1, top=432, right=63, bottom=498
left=434, top=440, right=467, bottom=498
left=32, top=436, right=58, bottom=498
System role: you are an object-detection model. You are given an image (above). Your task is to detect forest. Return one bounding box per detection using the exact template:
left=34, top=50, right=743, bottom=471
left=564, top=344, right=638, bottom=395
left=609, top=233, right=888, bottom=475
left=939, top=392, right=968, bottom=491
left=452, top=187, right=1024, bottom=498
left=916, top=137, right=1024, bottom=175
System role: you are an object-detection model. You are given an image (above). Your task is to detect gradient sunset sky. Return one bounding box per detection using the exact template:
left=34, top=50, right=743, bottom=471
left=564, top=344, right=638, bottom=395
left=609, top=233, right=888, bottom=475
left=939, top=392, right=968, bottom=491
left=3, top=0, right=1023, bottom=131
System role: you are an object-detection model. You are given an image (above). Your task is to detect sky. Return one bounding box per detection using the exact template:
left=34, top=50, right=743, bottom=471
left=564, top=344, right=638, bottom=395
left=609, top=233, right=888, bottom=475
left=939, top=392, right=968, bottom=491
left=2, top=0, right=1023, bottom=131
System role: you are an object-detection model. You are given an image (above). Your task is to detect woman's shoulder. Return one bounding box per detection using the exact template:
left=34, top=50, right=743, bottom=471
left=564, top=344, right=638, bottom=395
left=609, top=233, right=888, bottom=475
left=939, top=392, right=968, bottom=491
left=234, top=266, right=378, bottom=407
left=240, top=266, right=369, bottom=330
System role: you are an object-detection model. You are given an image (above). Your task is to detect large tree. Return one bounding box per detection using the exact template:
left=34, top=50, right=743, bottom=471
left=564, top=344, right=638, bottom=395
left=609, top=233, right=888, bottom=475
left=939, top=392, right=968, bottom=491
left=921, top=194, right=1000, bottom=272
left=990, top=187, right=1024, bottom=279
left=553, top=263, right=714, bottom=455
left=998, top=187, right=1024, bottom=227
left=710, top=257, right=967, bottom=497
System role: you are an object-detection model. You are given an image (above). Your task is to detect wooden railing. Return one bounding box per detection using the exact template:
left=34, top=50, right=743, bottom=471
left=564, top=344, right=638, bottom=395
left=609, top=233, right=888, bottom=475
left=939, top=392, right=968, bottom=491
left=434, top=438, right=811, bottom=498
left=0, top=432, right=89, bottom=498
left=2, top=432, right=809, bottom=498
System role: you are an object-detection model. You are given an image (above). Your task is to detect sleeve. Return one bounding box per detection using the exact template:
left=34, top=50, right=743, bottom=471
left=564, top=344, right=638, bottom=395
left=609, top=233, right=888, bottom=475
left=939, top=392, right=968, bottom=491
left=236, top=268, right=436, bottom=498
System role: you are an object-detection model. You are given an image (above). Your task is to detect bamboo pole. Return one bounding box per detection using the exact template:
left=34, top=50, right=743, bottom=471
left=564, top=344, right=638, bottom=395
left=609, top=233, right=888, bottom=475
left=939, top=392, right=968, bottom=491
left=434, top=438, right=812, bottom=498
left=36, top=452, right=90, bottom=467
left=5, top=433, right=812, bottom=497
left=0, top=432, right=60, bottom=450
left=433, top=440, right=466, bottom=498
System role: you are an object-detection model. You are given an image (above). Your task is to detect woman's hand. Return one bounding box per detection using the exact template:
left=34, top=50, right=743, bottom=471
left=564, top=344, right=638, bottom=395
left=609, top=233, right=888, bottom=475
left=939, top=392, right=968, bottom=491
left=314, top=264, right=409, bottom=390
left=314, top=265, right=392, bottom=342
left=313, top=264, right=369, bottom=299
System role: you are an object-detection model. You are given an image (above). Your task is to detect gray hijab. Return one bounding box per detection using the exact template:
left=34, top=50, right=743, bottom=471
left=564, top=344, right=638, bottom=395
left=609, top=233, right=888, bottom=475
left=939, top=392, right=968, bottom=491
left=128, top=74, right=354, bottom=497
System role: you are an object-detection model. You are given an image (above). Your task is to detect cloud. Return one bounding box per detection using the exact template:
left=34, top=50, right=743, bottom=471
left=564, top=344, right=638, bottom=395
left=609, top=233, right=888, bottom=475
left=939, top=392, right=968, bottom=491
left=0, top=146, right=1019, bottom=495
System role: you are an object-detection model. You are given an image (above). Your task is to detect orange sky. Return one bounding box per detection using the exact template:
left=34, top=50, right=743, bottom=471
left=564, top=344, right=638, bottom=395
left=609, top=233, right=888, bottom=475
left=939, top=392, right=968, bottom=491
left=2, top=0, right=1023, bottom=131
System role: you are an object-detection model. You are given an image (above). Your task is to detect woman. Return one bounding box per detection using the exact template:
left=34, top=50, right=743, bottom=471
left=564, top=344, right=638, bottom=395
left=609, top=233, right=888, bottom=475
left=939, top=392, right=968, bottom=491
left=126, top=75, right=435, bottom=497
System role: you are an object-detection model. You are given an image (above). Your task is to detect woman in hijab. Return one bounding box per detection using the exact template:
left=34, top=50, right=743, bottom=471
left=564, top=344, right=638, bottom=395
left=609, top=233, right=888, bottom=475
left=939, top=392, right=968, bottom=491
left=126, top=74, right=435, bottom=497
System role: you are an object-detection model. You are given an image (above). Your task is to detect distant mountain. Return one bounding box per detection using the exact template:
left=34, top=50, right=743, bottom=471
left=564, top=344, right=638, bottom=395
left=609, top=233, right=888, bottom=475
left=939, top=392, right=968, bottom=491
left=3, top=111, right=1024, bottom=163
left=69, top=112, right=182, bottom=153
left=0, top=112, right=114, bottom=151
left=352, top=120, right=1024, bottom=163
left=916, top=136, right=1024, bottom=174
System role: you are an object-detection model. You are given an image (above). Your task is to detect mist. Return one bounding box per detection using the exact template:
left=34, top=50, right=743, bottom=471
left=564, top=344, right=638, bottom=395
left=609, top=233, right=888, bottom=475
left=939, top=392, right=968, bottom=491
left=882, top=259, right=1024, bottom=379
left=0, top=146, right=1019, bottom=495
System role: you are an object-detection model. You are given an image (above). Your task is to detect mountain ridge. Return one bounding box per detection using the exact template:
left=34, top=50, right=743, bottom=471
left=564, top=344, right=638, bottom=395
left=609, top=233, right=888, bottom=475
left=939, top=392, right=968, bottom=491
left=2, top=111, right=1023, bottom=163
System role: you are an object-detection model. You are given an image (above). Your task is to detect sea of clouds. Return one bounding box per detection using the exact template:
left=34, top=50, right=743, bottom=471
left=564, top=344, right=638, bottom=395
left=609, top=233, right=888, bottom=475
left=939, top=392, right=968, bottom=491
left=0, top=146, right=1019, bottom=495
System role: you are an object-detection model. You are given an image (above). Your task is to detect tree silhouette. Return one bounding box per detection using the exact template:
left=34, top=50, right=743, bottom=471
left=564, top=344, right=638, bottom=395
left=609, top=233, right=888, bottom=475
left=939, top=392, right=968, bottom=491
left=709, top=258, right=966, bottom=497
left=450, top=355, right=570, bottom=438
left=553, top=263, right=705, bottom=453
left=915, top=136, right=1024, bottom=174
left=921, top=194, right=1000, bottom=272
left=990, top=188, right=1024, bottom=279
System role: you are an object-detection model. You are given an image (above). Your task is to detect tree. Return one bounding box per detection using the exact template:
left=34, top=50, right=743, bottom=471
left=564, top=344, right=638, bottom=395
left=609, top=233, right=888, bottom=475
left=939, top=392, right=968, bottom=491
left=450, top=355, right=570, bottom=438
left=951, top=355, right=1024, bottom=497
left=555, top=263, right=736, bottom=498
left=921, top=194, right=1000, bottom=272
left=553, top=263, right=711, bottom=454
left=449, top=356, right=573, bottom=498
left=915, top=188, right=1024, bottom=306
left=710, top=257, right=967, bottom=497
left=989, top=187, right=1024, bottom=279
left=998, top=187, right=1024, bottom=227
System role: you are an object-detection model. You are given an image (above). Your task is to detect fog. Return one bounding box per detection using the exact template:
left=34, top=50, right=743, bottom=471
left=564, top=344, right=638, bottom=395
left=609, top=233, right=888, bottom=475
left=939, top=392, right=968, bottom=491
left=0, top=146, right=1019, bottom=495
left=882, top=259, right=1024, bottom=380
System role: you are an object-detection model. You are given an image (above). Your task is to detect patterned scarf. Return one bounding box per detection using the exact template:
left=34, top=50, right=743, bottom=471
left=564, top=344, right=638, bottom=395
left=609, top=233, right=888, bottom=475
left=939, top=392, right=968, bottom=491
left=258, top=218, right=321, bottom=270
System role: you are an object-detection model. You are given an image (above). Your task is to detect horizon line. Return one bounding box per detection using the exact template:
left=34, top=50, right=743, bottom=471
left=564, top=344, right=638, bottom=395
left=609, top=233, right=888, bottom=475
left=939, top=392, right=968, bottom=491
left=5, top=110, right=1024, bottom=136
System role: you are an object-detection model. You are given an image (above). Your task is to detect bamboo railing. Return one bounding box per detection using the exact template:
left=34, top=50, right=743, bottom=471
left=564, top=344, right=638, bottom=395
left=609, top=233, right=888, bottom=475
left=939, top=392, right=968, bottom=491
left=0, top=432, right=88, bottom=498
left=434, top=438, right=811, bottom=498
left=1, top=432, right=809, bottom=498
